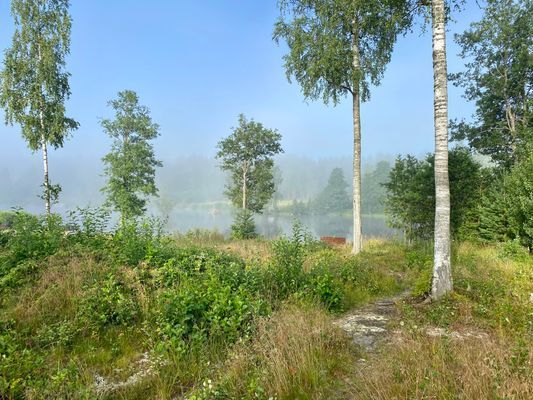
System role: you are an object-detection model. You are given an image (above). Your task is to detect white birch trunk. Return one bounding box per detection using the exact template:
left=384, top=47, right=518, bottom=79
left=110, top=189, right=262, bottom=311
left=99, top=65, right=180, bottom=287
left=352, top=30, right=363, bottom=254
left=40, top=130, right=51, bottom=216
left=431, top=0, right=452, bottom=299
left=242, top=162, right=248, bottom=211
left=38, top=43, right=51, bottom=216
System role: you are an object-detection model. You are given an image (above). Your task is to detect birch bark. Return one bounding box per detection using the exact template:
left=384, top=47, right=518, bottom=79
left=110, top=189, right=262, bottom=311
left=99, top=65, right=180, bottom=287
left=352, top=27, right=363, bottom=254
left=431, top=0, right=453, bottom=299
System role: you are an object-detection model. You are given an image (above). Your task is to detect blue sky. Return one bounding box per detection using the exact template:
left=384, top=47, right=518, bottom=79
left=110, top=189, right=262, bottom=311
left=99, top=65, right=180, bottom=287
left=0, top=0, right=483, bottom=166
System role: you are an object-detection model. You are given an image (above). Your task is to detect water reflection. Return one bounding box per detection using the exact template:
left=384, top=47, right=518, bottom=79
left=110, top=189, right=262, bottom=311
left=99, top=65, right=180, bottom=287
left=166, top=208, right=397, bottom=239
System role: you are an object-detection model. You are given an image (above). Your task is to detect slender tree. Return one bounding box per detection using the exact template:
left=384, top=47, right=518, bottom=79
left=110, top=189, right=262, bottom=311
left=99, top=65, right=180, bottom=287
left=216, top=114, right=283, bottom=238
left=430, top=0, right=452, bottom=299
left=0, top=0, right=79, bottom=215
left=274, top=0, right=411, bottom=253
left=101, top=90, right=162, bottom=222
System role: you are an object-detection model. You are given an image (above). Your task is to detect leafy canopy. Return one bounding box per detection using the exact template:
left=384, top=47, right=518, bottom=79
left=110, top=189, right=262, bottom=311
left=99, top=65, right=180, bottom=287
left=0, top=0, right=78, bottom=150
left=450, top=0, right=532, bottom=169
left=101, top=90, right=162, bottom=221
left=273, top=0, right=412, bottom=104
left=216, top=114, right=283, bottom=215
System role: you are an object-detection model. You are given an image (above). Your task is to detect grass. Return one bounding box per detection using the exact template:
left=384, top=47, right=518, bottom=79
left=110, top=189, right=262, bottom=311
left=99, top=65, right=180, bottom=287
left=0, top=214, right=531, bottom=399
left=346, top=332, right=532, bottom=399
left=208, top=303, right=356, bottom=400
left=338, top=241, right=533, bottom=400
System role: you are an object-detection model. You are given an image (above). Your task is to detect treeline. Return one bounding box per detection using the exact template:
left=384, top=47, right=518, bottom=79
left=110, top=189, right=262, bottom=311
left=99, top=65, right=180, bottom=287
left=0, top=154, right=391, bottom=214
left=282, top=161, right=391, bottom=216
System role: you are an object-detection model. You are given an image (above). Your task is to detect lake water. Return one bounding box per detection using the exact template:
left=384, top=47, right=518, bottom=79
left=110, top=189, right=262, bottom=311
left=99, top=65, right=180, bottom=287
left=166, top=208, right=398, bottom=240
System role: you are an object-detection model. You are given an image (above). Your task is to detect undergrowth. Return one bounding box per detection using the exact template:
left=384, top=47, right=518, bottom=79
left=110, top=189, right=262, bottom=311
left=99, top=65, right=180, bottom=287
left=0, top=211, right=406, bottom=399
left=1, top=210, right=529, bottom=398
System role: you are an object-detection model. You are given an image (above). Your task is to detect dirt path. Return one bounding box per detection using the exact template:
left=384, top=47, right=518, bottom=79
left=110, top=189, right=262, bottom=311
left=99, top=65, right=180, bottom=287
left=334, top=291, right=408, bottom=350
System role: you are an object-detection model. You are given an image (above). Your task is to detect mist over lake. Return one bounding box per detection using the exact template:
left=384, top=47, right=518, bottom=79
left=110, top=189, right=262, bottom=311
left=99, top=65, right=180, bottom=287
left=164, top=207, right=396, bottom=239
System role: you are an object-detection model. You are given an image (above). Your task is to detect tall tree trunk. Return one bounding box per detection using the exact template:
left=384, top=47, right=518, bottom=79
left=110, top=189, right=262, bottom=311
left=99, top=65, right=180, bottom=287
left=352, top=30, right=363, bottom=254
left=39, top=107, right=51, bottom=216
left=431, top=0, right=452, bottom=299
left=38, top=43, right=51, bottom=216
left=242, top=165, right=247, bottom=210
left=41, top=132, right=51, bottom=216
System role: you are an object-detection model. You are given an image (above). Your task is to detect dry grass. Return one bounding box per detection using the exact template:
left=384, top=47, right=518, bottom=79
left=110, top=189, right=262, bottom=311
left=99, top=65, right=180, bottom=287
left=345, top=330, right=532, bottom=400
left=7, top=253, right=105, bottom=327
left=215, top=303, right=355, bottom=399
left=217, top=239, right=273, bottom=264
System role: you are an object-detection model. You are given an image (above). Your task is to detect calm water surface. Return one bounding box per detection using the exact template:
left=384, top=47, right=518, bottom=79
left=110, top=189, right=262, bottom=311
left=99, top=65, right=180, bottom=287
left=166, top=208, right=398, bottom=239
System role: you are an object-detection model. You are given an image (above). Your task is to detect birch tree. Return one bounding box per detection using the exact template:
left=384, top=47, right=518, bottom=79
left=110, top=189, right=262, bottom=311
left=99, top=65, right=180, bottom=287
left=430, top=0, right=452, bottom=299
left=101, top=90, right=162, bottom=222
left=274, top=0, right=411, bottom=253
left=0, top=0, right=79, bottom=215
left=216, top=114, right=283, bottom=239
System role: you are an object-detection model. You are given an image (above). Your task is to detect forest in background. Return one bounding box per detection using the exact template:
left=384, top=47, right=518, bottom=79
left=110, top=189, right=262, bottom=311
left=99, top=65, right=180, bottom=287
left=0, top=154, right=394, bottom=216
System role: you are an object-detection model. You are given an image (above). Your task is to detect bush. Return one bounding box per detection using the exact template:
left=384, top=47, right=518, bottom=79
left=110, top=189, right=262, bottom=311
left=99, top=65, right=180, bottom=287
left=384, top=148, right=485, bottom=241
left=155, top=278, right=264, bottom=352
left=499, top=239, right=530, bottom=261
left=110, top=217, right=167, bottom=266
left=66, top=206, right=111, bottom=248
left=0, top=211, right=66, bottom=290
left=306, top=266, right=343, bottom=311
left=478, top=153, right=533, bottom=251
left=231, top=210, right=257, bottom=240
left=411, top=267, right=433, bottom=298
left=269, top=221, right=309, bottom=299
left=0, top=210, right=19, bottom=228
left=80, top=272, right=140, bottom=329
left=2, top=211, right=65, bottom=263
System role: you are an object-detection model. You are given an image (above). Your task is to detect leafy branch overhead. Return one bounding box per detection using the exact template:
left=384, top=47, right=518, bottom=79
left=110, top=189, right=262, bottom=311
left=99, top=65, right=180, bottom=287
left=450, top=0, right=532, bottom=169
left=273, top=0, right=413, bottom=105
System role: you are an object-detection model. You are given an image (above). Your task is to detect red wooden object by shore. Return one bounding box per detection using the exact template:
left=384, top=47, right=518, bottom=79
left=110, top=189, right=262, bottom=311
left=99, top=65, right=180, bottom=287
left=320, top=236, right=346, bottom=246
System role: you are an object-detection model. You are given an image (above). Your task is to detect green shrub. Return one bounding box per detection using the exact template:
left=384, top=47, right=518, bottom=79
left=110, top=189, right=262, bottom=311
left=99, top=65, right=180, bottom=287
left=155, top=278, right=263, bottom=352
left=0, top=322, right=44, bottom=398
left=110, top=217, right=166, bottom=266
left=499, top=239, right=529, bottom=261
left=80, top=272, right=140, bottom=329
left=411, top=267, right=432, bottom=298
left=153, top=247, right=246, bottom=288
left=404, top=248, right=432, bottom=270
left=306, top=266, right=342, bottom=311
left=66, top=206, right=111, bottom=249
left=231, top=210, right=257, bottom=240
left=478, top=153, right=533, bottom=250
left=0, top=210, right=19, bottom=228
left=0, top=212, right=66, bottom=290
left=269, top=222, right=308, bottom=299
left=3, top=211, right=65, bottom=263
